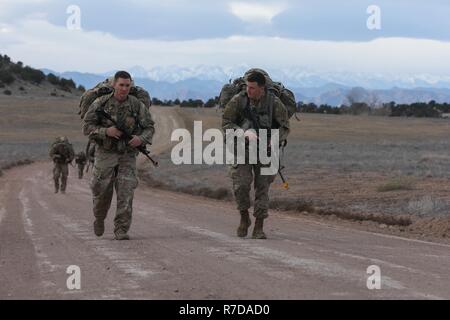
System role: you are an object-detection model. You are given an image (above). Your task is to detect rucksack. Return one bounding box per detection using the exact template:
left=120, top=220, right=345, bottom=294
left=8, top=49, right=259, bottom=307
left=75, top=152, right=86, bottom=162
left=50, top=136, right=70, bottom=149
left=50, top=137, right=75, bottom=162
left=78, top=77, right=152, bottom=119
left=219, top=78, right=246, bottom=110
left=219, top=68, right=298, bottom=119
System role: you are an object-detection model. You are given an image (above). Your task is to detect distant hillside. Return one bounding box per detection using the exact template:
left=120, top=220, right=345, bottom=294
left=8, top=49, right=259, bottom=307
left=0, top=54, right=84, bottom=98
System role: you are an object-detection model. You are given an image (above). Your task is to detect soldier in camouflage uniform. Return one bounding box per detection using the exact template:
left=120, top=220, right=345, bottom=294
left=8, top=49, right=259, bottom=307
left=49, top=136, right=75, bottom=194
left=82, top=71, right=155, bottom=240
left=75, top=151, right=87, bottom=179
left=222, top=71, right=290, bottom=239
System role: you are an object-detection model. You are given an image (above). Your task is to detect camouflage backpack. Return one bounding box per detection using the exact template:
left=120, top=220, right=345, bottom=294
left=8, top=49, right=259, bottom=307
left=219, top=68, right=298, bottom=119
left=219, top=78, right=246, bottom=110
left=78, top=77, right=152, bottom=119
left=50, top=136, right=75, bottom=162
left=75, top=151, right=87, bottom=163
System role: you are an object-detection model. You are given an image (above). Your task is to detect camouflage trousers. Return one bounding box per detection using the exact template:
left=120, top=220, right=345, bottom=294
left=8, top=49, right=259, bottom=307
left=90, top=148, right=138, bottom=235
left=53, top=163, right=69, bottom=192
left=229, top=164, right=276, bottom=219
left=77, top=164, right=85, bottom=179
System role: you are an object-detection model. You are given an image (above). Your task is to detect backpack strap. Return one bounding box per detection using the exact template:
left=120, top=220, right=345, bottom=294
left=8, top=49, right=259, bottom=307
left=238, top=92, right=249, bottom=125
left=128, top=96, right=142, bottom=132
left=95, top=93, right=114, bottom=124
left=239, top=91, right=275, bottom=130
left=267, top=91, right=274, bottom=129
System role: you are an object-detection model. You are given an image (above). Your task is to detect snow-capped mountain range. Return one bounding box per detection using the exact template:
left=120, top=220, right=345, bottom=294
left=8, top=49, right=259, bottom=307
left=42, top=65, right=450, bottom=106
left=113, top=65, right=450, bottom=89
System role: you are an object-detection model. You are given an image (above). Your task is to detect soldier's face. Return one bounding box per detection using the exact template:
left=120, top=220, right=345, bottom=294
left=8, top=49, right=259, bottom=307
left=246, top=81, right=264, bottom=100
left=113, top=78, right=132, bottom=101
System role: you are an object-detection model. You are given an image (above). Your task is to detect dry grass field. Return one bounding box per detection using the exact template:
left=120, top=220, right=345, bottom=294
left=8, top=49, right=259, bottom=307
left=2, top=96, right=450, bottom=238
left=142, top=107, right=450, bottom=238
left=0, top=96, right=86, bottom=171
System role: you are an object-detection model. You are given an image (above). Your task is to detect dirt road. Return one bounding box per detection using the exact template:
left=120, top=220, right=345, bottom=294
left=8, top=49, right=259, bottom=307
left=1, top=108, right=450, bottom=300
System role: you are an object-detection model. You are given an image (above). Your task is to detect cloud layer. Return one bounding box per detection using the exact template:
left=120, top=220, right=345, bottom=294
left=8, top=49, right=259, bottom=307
left=1, top=0, right=449, bottom=78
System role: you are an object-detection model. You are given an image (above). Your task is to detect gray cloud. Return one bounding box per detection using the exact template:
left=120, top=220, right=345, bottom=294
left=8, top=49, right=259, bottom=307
left=1, top=0, right=449, bottom=41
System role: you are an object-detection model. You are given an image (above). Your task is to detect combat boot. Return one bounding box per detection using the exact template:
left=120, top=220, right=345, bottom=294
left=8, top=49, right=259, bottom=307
left=115, top=231, right=130, bottom=241
left=237, top=210, right=251, bottom=238
left=252, top=218, right=267, bottom=239
left=93, top=219, right=105, bottom=237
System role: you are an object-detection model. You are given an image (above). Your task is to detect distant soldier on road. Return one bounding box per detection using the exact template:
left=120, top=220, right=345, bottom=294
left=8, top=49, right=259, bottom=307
left=222, top=70, right=290, bottom=239
left=75, top=151, right=87, bottom=179
left=82, top=71, right=155, bottom=240
left=49, top=136, right=75, bottom=194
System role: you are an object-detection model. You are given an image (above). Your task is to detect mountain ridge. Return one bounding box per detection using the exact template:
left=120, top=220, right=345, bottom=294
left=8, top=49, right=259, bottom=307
left=41, top=66, right=450, bottom=106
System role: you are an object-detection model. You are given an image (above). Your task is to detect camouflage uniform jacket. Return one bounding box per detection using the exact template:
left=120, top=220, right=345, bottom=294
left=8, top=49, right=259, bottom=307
left=82, top=94, right=155, bottom=154
left=49, top=142, right=75, bottom=164
left=222, top=91, right=290, bottom=142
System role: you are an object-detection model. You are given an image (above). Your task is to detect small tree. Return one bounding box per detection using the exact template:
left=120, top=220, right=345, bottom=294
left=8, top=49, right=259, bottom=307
left=21, top=66, right=45, bottom=84
left=47, top=73, right=60, bottom=85
left=151, top=97, right=163, bottom=105
left=204, top=98, right=216, bottom=108
left=0, top=71, right=14, bottom=85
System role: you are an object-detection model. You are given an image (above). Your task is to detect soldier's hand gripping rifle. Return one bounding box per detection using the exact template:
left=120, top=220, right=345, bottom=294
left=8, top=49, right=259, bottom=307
left=95, top=109, right=159, bottom=167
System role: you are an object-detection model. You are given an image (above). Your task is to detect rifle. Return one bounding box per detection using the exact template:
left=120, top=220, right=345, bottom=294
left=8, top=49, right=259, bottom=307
left=95, top=109, right=159, bottom=167
left=244, top=97, right=289, bottom=190
left=278, top=146, right=289, bottom=190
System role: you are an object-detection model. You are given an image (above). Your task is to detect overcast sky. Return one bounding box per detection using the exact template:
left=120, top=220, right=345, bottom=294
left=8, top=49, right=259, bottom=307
left=1, top=0, right=450, bottom=75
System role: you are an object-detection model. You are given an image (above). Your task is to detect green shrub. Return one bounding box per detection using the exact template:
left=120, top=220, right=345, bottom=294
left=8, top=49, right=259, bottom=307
left=20, top=66, right=45, bottom=84
left=0, top=71, right=15, bottom=85
left=47, top=73, right=60, bottom=85
left=377, top=177, right=415, bottom=192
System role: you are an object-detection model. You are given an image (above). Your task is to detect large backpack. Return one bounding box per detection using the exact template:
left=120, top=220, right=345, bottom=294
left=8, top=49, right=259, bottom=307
left=78, top=77, right=152, bottom=119
left=219, top=78, right=246, bottom=110
left=50, top=137, right=75, bottom=162
left=75, top=151, right=87, bottom=163
left=219, top=68, right=297, bottom=119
